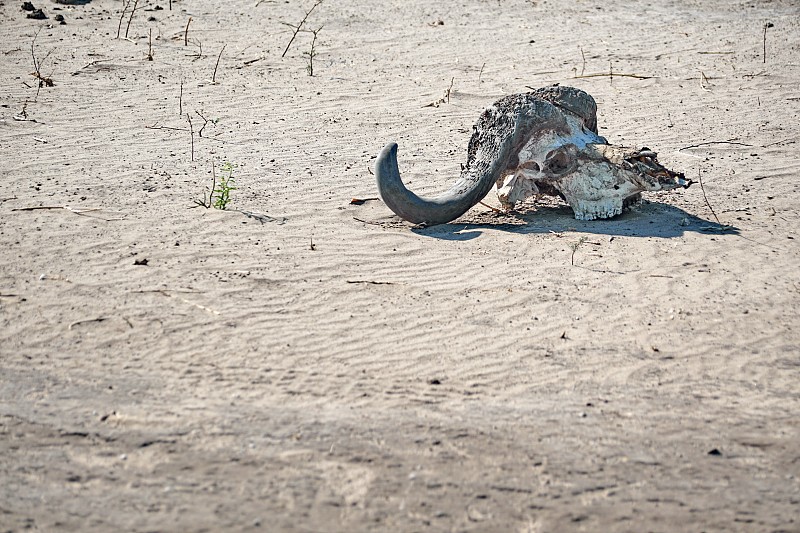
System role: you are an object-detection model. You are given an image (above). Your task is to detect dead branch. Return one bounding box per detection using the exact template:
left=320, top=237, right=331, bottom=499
left=124, top=0, right=140, bottom=39
left=117, top=0, right=134, bottom=39
left=446, top=76, right=454, bottom=103
left=68, top=317, right=109, bottom=330
left=71, top=60, right=109, bottom=76
left=679, top=140, right=753, bottom=151
left=30, top=29, right=54, bottom=99
left=13, top=100, right=29, bottom=121
left=189, top=38, right=203, bottom=61
left=212, top=44, right=226, bottom=83
left=700, top=70, right=713, bottom=91
left=301, top=27, right=321, bottom=76
left=281, top=0, right=324, bottom=57
left=184, top=16, right=192, bottom=46
left=479, top=201, right=503, bottom=214
left=195, top=110, right=210, bottom=136
left=11, top=205, right=125, bottom=221
left=146, top=122, right=189, bottom=132
left=697, top=168, right=725, bottom=229
left=423, top=77, right=455, bottom=108
left=573, top=71, right=654, bottom=80
left=763, top=22, right=773, bottom=64
left=192, top=162, right=215, bottom=208
left=237, top=209, right=286, bottom=224
left=186, top=113, right=195, bottom=162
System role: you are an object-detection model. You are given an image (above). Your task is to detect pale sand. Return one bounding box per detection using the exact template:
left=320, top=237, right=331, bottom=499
left=1, top=0, right=799, bottom=531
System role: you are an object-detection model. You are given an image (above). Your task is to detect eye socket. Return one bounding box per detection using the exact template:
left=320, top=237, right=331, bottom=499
left=544, top=149, right=571, bottom=173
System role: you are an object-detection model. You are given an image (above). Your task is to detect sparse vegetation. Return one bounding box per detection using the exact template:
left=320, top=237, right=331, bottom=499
left=570, top=236, right=588, bottom=266
left=302, top=26, right=322, bottom=76
left=193, top=161, right=237, bottom=210
left=30, top=29, right=54, bottom=98
left=213, top=162, right=237, bottom=209
left=281, top=0, right=324, bottom=58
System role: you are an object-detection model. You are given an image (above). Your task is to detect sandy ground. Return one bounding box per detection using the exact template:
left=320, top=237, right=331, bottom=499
left=1, top=0, right=799, bottom=531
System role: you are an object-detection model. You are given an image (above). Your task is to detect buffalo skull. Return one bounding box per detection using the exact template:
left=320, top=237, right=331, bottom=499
left=375, top=86, right=690, bottom=225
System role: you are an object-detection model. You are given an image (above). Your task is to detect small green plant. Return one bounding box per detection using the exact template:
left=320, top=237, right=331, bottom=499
left=193, top=161, right=237, bottom=210
left=213, top=162, right=237, bottom=209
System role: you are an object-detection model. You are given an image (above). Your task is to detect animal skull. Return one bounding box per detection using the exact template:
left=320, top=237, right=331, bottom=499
left=375, top=86, right=690, bottom=225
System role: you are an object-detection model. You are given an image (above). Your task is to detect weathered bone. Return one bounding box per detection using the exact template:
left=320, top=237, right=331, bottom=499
left=375, top=86, right=690, bottom=225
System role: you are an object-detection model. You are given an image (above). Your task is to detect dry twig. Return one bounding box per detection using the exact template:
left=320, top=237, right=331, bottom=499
left=184, top=17, right=192, bottom=46
left=195, top=110, right=210, bottom=136
left=423, top=77, right=455, bottom=107
left=696, top=168, right=729, bottom=231
left=302, top=27, right=321, bottom=76
left=212, top=44, right=226, bottom=82
left=30, top=29, right=54, bottom=99
left=69, top=317, right=109, bottom=330
left=699, top=70, right=713, bottom=91
left=281, top=0, right=324, bottom=57
left=117, top=0, right=134, bottom=39
left=479, top=201, right=503, bottom=214
left=11, top=205, right=125, bottom=221
left=124, top=0, right=140, bottom=39
left=763, top=22, right=773, bottom=64
left=178, top=77, right=183, bottom=116
left=679, top=140, right=753, bottom=151
left=573, top=71, right=653, bottom=80
left=186, top=113, right=195, bottom=161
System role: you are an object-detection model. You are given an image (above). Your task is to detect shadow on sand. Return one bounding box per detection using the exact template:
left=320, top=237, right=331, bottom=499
left=411, top=201, right=738, bottom=241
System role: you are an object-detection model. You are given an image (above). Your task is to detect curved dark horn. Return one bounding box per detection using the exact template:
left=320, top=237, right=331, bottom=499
left=375, top=140, right=512, bottom=226
left=375, top=95, right=568, bottom=226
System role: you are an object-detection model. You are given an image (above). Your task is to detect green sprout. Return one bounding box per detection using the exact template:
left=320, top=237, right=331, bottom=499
left=193, top=161, right=237, bottom=210
left=213, top=162, right=237, bottom=209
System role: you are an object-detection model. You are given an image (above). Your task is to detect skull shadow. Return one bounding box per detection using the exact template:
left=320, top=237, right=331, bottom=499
left=410, top=200, right=738, bottom=241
